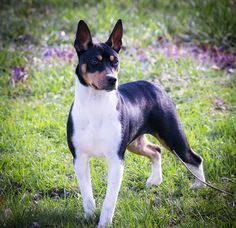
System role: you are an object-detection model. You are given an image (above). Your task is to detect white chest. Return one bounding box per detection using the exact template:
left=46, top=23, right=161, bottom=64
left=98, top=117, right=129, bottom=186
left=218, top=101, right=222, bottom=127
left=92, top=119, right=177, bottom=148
left=71, top=80, right=122, bottom=158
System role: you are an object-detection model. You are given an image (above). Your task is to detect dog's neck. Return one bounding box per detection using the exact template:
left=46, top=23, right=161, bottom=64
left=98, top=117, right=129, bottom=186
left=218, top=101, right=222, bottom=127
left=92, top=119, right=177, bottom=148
left=74, top=76, right=118, bottom=108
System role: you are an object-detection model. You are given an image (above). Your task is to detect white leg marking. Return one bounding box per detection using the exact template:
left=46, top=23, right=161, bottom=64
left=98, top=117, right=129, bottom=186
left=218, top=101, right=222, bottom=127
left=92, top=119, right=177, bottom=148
left=74, top=153, right=96, bottom=218
left=187, top=162, right=206, bottom=190
left=146, top=154, right=162, bottom=186
left=98, top=157, right=124, bottom=228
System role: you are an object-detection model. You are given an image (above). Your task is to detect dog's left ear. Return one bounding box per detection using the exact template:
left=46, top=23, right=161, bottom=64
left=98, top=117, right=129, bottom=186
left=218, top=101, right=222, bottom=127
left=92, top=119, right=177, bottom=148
left=106, top=19, right=123, bottom=53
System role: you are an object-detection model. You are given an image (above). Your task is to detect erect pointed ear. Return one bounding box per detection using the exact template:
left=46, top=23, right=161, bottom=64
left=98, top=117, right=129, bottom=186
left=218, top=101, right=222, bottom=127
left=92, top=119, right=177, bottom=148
left=74, top=20, right=93, bottom=53
left=106, top=19, right=123, bottom=53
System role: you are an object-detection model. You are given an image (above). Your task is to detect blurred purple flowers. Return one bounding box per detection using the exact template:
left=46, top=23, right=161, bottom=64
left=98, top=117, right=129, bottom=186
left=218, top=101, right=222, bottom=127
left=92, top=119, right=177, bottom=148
left=156, top=36, right=236, bottom=71
left=9, top=36, right=235, bottom=87
left=10, top=66, right=27, bottom=86
left=42, top=46, right=74, bottom=62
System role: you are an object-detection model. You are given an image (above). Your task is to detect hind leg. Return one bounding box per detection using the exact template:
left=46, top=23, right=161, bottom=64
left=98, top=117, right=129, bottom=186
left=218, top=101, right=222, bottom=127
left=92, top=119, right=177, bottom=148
left=149, top=94, right=206, bottom=190
left=185, top=149, right=206, bottom=189
left=127, top=135, right=162, bottom=186
left=176, top=148, right=206, bottom=190
left=155, top=133, right=205, bottom=190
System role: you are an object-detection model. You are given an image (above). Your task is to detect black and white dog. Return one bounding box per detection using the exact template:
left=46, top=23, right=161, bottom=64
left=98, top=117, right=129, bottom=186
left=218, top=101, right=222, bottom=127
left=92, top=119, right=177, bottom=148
left=67, top=20, right=205, bottom=227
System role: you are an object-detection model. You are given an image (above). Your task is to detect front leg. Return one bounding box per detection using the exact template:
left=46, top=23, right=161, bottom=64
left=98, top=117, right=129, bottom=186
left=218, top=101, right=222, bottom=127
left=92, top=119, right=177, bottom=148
left=74, top=152, right=96, bottom=218
left=98, top=156, right=124, bottom=228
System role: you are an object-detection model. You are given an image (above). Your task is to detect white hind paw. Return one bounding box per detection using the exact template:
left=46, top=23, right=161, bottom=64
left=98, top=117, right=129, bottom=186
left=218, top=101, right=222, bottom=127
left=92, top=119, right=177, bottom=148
left=189, top=180, right=205, bottom=190
left=146, top=176, right=162, bottom=186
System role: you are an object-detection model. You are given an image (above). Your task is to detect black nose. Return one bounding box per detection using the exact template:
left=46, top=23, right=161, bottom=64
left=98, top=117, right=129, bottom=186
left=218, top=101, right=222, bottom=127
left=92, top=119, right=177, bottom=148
left=107, top=76, right=117, bottom=85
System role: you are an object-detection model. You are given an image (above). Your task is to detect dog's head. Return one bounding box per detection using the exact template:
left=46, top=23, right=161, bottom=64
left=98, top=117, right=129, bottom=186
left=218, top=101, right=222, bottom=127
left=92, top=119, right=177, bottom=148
left=74, top=20, right=123, bottom=91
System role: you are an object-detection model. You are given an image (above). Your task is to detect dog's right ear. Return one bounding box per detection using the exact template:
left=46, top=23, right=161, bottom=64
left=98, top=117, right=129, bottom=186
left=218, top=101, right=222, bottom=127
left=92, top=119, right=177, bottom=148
left=74, top=20, right=93, bottom=53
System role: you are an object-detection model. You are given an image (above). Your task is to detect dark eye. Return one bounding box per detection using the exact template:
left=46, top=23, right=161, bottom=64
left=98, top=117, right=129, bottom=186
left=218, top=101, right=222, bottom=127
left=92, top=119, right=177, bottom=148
left=111, top=58, right=118, bottom=67
left=89, top=58, right=99, bottom=65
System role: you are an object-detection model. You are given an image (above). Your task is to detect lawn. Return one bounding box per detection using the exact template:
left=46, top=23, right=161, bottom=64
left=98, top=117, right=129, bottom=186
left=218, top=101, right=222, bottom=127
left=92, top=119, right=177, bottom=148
left=0, top=0, right=236, bottom=227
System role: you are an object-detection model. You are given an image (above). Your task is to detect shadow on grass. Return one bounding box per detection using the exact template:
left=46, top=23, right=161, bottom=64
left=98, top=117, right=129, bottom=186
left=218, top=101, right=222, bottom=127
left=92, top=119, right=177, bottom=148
left=1, top=202, right=99, bottom=228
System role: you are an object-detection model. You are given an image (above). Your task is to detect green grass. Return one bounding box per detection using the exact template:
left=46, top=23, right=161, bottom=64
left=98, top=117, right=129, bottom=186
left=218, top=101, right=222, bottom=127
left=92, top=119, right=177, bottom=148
left=0, top=0, right=236, bottom=227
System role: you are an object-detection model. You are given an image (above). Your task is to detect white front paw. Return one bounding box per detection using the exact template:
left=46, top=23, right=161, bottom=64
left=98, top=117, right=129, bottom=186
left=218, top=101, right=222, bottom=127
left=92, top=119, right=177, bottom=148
left=84, top=198, right=96, bottom=218
left=97, top=222, right=109, bottom=228
left=98, top=221, right=112, bottom=228
left=97, top=219, right=112, bottom=228
left=98, top=208, right=113, bottom=228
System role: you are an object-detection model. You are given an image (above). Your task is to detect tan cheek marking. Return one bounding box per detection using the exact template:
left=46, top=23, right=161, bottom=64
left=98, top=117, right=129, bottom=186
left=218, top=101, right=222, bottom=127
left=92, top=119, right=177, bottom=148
left=87, top=71, right=106, bottom=89
left=97, top=55, right=103, bottom=61
left=81, top=64, right=87, bottom=74
left=110, top=55, right=114, bottom=61
left=81, top=64, right=90, bottom=84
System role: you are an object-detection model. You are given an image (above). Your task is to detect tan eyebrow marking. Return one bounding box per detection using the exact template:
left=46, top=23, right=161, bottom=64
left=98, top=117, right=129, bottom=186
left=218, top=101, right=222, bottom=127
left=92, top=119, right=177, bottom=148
left=97, top=55, right=103, bottom=61
left=81, top=63, right=87, bottom=74
left=110, top=55, right=114, bottom=61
